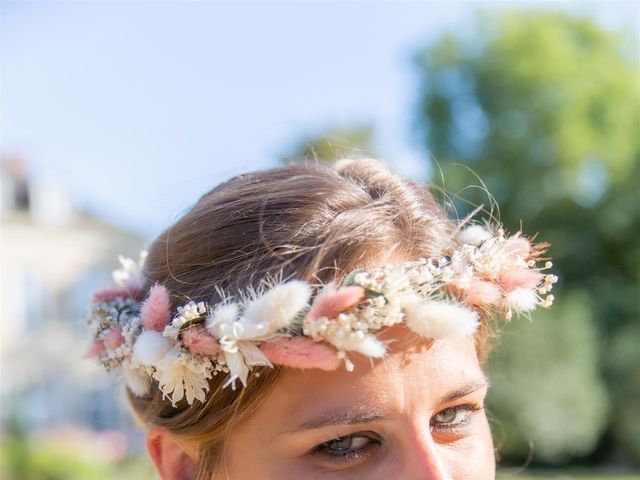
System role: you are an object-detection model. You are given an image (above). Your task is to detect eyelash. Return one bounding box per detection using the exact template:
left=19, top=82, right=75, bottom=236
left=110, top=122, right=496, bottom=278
left=311, top=404, right=483, bottom=462
left=311, top=431, right=381, bottom=462
left=430, top=403, right=484, bottom=432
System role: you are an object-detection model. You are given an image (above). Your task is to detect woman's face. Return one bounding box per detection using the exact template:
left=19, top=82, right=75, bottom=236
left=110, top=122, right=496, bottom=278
left=217, top=326, right=495, bottom=479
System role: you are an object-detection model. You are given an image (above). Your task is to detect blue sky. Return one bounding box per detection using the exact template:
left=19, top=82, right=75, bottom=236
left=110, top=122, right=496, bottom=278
left=2, top=1, right=638, bottom=239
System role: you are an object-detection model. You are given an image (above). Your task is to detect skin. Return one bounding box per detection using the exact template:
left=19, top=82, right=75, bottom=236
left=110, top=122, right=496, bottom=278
left=214, top=326, right=495, bottom=480
left=147, top=326, right=495, bottom=479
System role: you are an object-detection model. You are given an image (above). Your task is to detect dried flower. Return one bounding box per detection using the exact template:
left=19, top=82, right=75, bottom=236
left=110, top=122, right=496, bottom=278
left=86, top=221, right=557, bottom=406
left=505, top=287, right=539, bottom=317
left=404, top=300, right=479, bottom=339
left=140, top=284, right=172, bottom=332
left=243, top=280, right=312, bottom=331
left=181, top=325, right=220, bottom=356
left=133, top=330, right=173, bottom=366
left=153, top=345, right=213, bottom=407
left=260, top=337, right=341, bottom=371
left=103, top=325, right=125, bottom=350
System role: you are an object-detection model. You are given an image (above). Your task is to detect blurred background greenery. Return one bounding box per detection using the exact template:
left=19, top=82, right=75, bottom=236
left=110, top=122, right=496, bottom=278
left=2, top=3, right=638, bottom=479
left=283, top=8, right=640, bottom=476
left=413, top=11, right=640, bottom=468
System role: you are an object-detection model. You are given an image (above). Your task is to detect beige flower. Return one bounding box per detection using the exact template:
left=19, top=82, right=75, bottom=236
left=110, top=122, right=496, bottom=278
left=152, top=345, right=213, bottom=407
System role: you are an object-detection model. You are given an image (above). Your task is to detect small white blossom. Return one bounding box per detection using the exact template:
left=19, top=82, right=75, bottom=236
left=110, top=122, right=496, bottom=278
left=172, top=301, right=207, bottom=329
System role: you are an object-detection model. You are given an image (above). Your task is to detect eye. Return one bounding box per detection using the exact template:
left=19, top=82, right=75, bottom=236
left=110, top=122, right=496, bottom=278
left=432, top=407, right=459, bottom=424
left=311, top=432, right=382, bottom=462
left=324, top=435, right=369, bottom=453
left=430, top=404, right=483, bottom=432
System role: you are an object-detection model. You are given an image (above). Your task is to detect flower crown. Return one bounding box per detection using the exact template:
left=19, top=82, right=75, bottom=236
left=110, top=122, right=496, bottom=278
left=85, top=223, right=557, bottom=407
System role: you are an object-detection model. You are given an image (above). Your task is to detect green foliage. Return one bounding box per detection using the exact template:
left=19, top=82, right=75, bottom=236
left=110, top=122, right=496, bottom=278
left=0, top=414, right=155, bottom=480
left=603, top=320, right=640, bottom=462
left=280, top=124, right=375, bottom=164
left=0, top=438, right=154, bottom=480
left=414, top=10, right=639, bottom=465
left=487, top=291, right=609, bottom=463
left=415, top=12, right=639, bottom=193
left=497, top=472, right=640, bottom=479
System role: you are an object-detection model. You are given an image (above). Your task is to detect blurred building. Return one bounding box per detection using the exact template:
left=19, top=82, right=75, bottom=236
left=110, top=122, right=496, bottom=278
left=0, top=157, right=145, bottom=438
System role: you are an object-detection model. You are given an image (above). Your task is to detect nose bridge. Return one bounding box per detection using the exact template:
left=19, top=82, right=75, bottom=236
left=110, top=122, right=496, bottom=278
left=404, top=423, right=451, bottom=480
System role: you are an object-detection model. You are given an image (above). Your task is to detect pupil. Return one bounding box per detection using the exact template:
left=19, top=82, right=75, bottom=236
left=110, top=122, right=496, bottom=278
left=438, top=408, right=456, bottom=422
left=328, top=437, right=352, bottom=451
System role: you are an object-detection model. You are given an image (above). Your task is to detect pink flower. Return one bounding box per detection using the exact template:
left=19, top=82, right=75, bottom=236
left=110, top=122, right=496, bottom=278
left=140, top=284, right=172, bottom=332
left=498, top=268, right=543, bottom=292
left=181, top=325, right=220, bottom=356
left=84, top=340, right=106, bottom=359
left=92, top=287, right=137, bottom=304
left=103, top=325, right=125, bottom=350
left=306, top=285, right=365, bottom=321
left=461, top=279, right=503, bottom=306
left=260, top=337, right=341, bottom=371
left=503, top=237, right=531, bottom=259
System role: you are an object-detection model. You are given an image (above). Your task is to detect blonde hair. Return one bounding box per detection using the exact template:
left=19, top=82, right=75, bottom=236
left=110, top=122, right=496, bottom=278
left=127, top=158, right=483, bottom=479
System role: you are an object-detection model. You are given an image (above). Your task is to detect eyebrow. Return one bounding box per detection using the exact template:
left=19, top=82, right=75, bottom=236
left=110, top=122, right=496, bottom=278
left=289, top=410, right=385, bottom=433
left=437, top=376, right=490, bottom=405
left=287, top=376, right=490, bottom=433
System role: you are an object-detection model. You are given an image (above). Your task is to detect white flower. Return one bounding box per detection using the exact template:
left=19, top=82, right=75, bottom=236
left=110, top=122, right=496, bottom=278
left=382, top=266, right=417, bottom=306
left=173, top=301, right=207, bottom=329
left=383, top=266, right=410, bottom=292
left=505, top=288, right=538, bottom=314
left=122, top=358, right=152, bottom=397
left=153, top=345, right=213, bottom=407
left=206, top=302, right=239, bottom=335
left=221, top=341, right=271, bottom=389
left=242, top=280, right=312, bottom=331
left=133, top=330, right=173, bottom=366
left=458, top=225, right=492, bottom=246
left=162, top=324, right=180, bottom=341
left=327, top=331, right=386, bottom=358
left=207, top=302, right=273, bottom=389
left=404, top=300, right=479, bottom=339
left=113, top=251, right=147, bottom=286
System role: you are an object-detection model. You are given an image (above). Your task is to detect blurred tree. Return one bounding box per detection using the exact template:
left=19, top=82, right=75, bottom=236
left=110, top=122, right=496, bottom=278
left=280, top=124, right=375, bottom=164
left=488, top=291, right=608, bottom=463
left=414, top=11, right=639, bottom=465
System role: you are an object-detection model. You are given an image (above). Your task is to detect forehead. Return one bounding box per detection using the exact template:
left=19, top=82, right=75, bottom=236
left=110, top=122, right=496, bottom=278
left=248, top=327, right=484, bottom=435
